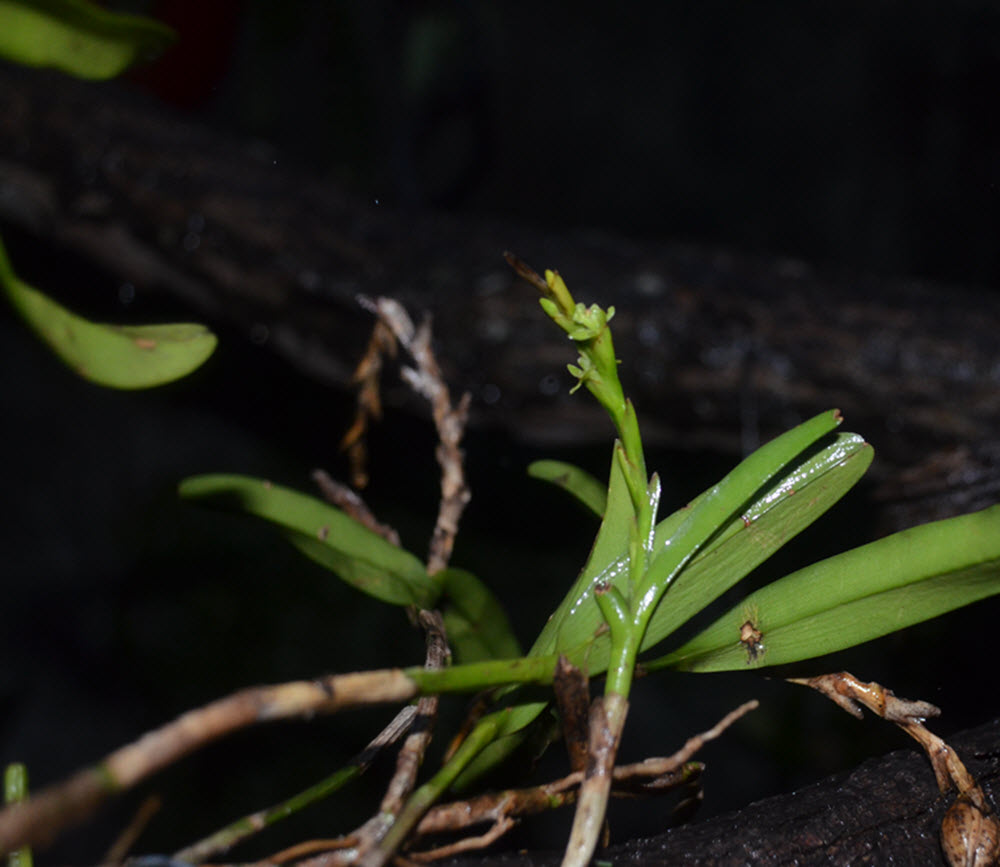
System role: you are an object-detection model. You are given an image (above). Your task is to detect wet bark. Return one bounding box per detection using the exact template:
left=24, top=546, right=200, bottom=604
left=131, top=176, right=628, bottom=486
left=1, top=63, right=999, bottom=534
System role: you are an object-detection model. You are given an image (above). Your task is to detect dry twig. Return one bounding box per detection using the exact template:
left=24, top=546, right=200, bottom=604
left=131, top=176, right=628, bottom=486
left=400, top=699, right=758, bottom=862
left=172, top=706, right=420, bottom=862
left=553, top=656, right=592, bottom=775
left=0, top=671, right=420, bottom=854
left=330, top=613, right=451, bottom=867
left=366, top=297, right=471, bottom=576
left=340, top=317, right=398, bottom=489
left=101, top=795, right=161, bottom=865
left=311, top=468, right=401, bottom=546
left=790, top=671, right=1000, bottom=867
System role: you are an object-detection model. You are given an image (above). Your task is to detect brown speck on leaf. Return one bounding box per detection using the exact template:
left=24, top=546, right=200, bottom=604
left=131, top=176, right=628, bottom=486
left=133, top=337, right=157, bottom=350
left=317, top=525, right=329, bottom=541
left=739, top=619, right=765, bottom=663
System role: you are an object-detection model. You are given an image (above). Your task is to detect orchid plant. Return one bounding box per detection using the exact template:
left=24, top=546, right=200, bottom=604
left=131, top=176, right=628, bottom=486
left=2, top=3, right=1000, bottom=864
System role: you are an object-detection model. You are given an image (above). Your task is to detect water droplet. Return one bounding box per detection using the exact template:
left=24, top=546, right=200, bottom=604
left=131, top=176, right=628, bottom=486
left=638, top=321, right=660, bottom=346
left=539, top=374, right=560, bottom=396
left=635, top=271, right=667, bottom=296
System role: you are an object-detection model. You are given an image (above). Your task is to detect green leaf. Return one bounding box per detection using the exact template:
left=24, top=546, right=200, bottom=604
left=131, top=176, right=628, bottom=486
left=640, top=431, right=873, bottom=660
left=178, top=474, right=439, bottom=609
left=0, top=238, right=216, bottom=389
left=527, top=459, right=606, bottom=517
left=640, top=411, right=846, bottom=603
left=0, top=0, right=175, bottom=80
left=444, top=444, right=635, bottom=772
left=528, top=441, right=636, bottom=659
left=656, top=504, right=1000, bottom=672
left=438, top=568, right=523, bottom=663
left=536, top=411, right=859, bottom=672
left=3, top=762, right=31, bottom=867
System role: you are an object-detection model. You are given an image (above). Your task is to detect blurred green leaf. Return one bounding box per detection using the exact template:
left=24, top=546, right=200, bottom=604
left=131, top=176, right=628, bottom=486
left=438, top=568, right=522, bottom=664
left=528, top=459, right=606, bottom=517
left=0, top=0, right=175, bottom=80
left=3, top=762, right=31, bottom=867
left=0, top=238, right=215, bottom=389
left=655, top=504, right=1000, bottom=672
left=179, top=474, right=439, bottom=609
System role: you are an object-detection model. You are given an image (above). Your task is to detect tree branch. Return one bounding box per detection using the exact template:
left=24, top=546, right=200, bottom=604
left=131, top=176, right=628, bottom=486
left=1, top=65, right=998, bottom=532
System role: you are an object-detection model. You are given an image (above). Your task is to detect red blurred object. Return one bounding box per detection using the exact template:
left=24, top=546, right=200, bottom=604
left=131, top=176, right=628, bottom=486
left=128, top=0, right=243, bottom=110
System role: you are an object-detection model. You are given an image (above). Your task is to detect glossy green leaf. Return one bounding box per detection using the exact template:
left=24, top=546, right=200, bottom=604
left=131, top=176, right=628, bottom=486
left=0, top=0, right=175, bottom=79
left=0, top=238, right=216, bottom=389
left=178, top=474, right=439, bottom=608
left=656, top=504, right=1000, bottom=672
left=527, top=459, right=606, bottom=517
left=438, top=568, right=523, bottom=663
left=641, top=411, right=845, bottom=600
left=539, top=411, right=855, bottom=671
left=454, top=415, right=872, bottom=857
left=640, top=431, right=873, bottom=657
left=452, top=445, right=635, bottom=760
left=529, top=441, right=636, bottom=658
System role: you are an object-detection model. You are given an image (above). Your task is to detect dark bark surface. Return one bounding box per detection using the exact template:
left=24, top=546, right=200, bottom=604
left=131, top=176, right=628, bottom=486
left=442, top=717, right=1000, bottom=866
left=1, top=63, right=999, bottom=534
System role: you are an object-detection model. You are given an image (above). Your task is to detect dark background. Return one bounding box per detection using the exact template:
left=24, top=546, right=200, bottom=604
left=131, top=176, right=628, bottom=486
left=3, top=1, right=1000, bottom=861
left=145, top=0, right=1000, bottom=288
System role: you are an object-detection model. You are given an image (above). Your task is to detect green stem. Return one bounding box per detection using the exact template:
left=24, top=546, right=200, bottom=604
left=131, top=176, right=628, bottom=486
left=405, top=652, right=563, bottom=694
left=174, top=757, right=369, bottom=861
left=595, top=587, right=641, bottom=698
left=4, top=764, right=32, bottom=867
left=361, top=713, right=503, bottom=866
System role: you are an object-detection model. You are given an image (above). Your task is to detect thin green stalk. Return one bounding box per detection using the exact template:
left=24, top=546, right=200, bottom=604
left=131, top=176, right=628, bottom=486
left=530, top=264, right=659, bottom=867
left=172, top=710, right=412, bottom=865
left=405, top=652, right=563, bottom=694
left=4, top=764, right=32, bottom=867
left=360, top=712, right=504, bottom=867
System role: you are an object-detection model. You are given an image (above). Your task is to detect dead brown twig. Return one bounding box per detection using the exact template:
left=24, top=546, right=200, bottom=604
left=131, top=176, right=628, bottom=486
left=364, top=297, right=472, bottom=576
left=101, top=795, right=161, bottom=865
left=243, top=700, right=755, bottom=865
left=172, top=706, right=422, bottom=863
left=790, top=671, right=1000, bottom=867
left=177, top=299, right=470, bottom=866
left=280, top=299, right=472, bottom=867
left=340, top=316, right=397, bottom=490
left=0, top=670, right=421, bottom=855
left=553, top=655, right=593, bottom=776
left=399, top=699, right=758, bottom=862
left=312, top=613, right=451, bottom=867
left=311, top=468, right=401, bottom=546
